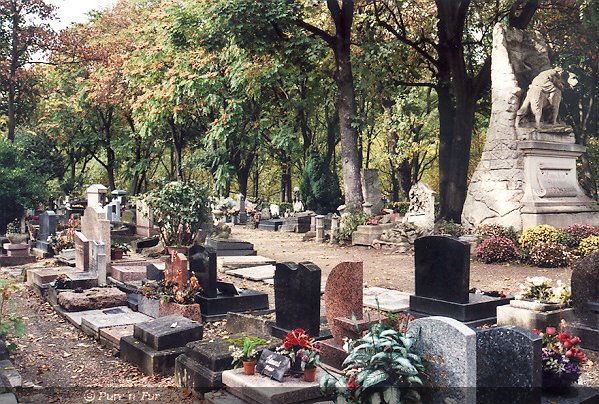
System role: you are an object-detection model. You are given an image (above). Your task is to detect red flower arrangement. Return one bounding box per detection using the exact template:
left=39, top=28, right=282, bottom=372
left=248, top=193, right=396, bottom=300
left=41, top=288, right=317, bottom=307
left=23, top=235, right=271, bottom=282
left=533, top=323, right=587, bottom=392
left=282, top=328, right=314, bottom=351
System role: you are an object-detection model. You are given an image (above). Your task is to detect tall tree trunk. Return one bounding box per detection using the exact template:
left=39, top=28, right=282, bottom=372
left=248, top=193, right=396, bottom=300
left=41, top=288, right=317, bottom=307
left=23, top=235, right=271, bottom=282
left=7, top=2, right=19, bottom=142
left=168, top=119, right=184, bottom=181
left=237, top=168, right=250, bottom=198
left=331, top=0, right=363, bottom=211
left=296, top=0, right=364, bottom=212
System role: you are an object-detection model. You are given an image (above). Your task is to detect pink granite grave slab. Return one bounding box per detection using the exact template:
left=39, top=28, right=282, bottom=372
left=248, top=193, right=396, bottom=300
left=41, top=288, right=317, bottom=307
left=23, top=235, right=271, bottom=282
left=111, top=266, right=146, bottom=283
left=324, top=261, right=363, bottom=342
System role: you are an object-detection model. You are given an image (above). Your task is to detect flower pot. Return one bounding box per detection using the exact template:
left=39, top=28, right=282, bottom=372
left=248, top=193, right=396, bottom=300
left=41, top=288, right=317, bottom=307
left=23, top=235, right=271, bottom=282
left=111, top=250, right=124, bottom=260
left=288, top=358, right=303, bottom=375
left=243, top=361, right=256, bottom=376
left=6, top=233, right=28, bottom=244
left=303, top=367, right=316, bottom=382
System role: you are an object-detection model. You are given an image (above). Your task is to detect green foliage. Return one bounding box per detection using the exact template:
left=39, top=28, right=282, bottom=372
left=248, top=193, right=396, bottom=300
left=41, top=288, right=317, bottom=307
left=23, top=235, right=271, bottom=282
left=518, top=277, right=570, bottom=304
left=320, top=318, right=424, bottom=404
left=558, top=224, right=599, bottom=248
left=0, top=279, right=26, bottom=350
left=338, top=212, right=372, bottom=243
left=0, top=139, right=49, bottom=232
left=143, top=181, right=212, bottom=246
left=435, top=220, right=465, bottom=237
left=390, top=202, right=410, bottom=214
left=300, top=150, right=343, bottom=214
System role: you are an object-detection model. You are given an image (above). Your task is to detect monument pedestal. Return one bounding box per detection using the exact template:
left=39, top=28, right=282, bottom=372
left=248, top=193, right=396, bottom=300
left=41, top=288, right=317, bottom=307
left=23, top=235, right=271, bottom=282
left=410, top=294, right=513, bottom=326
left=518, top=137, right=599, bottom=228
left=197, top=289, right=269, bottom=322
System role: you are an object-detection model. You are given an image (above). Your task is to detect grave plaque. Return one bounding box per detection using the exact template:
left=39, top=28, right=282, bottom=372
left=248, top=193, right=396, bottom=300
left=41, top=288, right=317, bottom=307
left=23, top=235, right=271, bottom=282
left=414, top=236, right=470, bottom=303
left=189, top=245, right=217, bottom=298
left=273, top=262, right=321, bottom=338
left=256, top=349, right=290, bottom=382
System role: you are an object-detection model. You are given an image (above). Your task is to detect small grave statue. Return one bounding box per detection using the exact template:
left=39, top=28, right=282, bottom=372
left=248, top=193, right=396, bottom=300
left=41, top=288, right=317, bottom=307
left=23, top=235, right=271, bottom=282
left=292, top=187, right=305, bottom=213
left=516, top=67, right=577, bottom=129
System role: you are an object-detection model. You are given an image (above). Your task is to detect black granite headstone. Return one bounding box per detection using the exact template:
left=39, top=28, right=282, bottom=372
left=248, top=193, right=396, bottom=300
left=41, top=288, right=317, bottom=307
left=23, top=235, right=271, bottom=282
left=189, top=245, right=217, bottom=298
left=273, top=262, right=321, bottom=338
left=476, top=326, right=541, bottom=404
left=414, top=236, right=470, bottom=304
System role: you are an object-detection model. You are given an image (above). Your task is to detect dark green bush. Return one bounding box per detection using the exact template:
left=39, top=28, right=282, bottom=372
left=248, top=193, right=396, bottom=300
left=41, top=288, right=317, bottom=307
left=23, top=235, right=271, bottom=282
left=0, top=140, right=49, bottom=232
left=299, top=150, right=343, bottom=214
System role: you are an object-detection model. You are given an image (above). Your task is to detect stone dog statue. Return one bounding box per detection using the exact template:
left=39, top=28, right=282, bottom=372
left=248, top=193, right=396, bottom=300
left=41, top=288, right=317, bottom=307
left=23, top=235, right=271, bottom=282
left=515, top=67, right=577, bottom=129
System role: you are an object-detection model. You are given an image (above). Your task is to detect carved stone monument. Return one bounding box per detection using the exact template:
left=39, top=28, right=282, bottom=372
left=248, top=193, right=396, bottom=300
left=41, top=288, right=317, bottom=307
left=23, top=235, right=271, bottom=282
left=404, top=182, right=435, bottom=232
left=463, top=25, right=599, bottom=230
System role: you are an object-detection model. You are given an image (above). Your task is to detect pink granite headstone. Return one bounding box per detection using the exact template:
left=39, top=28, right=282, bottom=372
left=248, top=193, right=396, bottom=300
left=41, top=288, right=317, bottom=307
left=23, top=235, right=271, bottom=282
left=324, top=261, right=363, bottom=341
left=167, top=253, right=189, bottom=287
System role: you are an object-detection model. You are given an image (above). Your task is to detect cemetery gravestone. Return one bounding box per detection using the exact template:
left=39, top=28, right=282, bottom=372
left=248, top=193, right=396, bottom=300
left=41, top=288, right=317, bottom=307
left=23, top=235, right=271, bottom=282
left=75, top=231, right=90, bottom=271
left=565, top=251, right=599, bottom=350
left=136, top=199, right=157, bottom=237
left=476, top=326, right=541, bottom=404
left=409, top=316, right=476, bottom=404
left=189, top=245, right=268, bottom=321
left=255, top=350, right=290, bottom=382
left=361, top=168, right=384, bottom=215
left=205, top=238, right=257, bottom=257
left=409, top=236, right=512, bottom=325
left=272, top=262, right=321, bottom=339
left=189, top=245, right=217, bottom=298
left=36, top=211, right=59, bottom=253
left=121, top=315, right=203, bottom=376
left=320, top=262, right=382, bottom=369
left=90, top=241, right=107, bottom=286
left=404, top=182, right=435, bottom=232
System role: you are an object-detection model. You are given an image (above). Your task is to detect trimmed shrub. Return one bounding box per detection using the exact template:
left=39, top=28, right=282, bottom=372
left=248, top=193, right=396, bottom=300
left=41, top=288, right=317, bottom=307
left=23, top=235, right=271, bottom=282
left=578, top=235, right=599, bottom=257
left=300, top=150, right=343, bottom=214
left=528, top=241, right=570, bottom=268
left=475, top=236, right=519, bottom=263
left=559, top=224, right=599, bottom=248
left=475, top=223, right=519, bottom=244
left=519, top=225, right=559, bottom=256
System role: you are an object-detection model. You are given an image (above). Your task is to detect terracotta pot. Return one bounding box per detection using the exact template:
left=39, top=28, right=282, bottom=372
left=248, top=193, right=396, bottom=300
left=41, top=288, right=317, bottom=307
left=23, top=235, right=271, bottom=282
left=303, top=367, right=316, bottom=382
left=111, top=250, right=124, bottom=260
left=242, top=361, right=256, bottom=376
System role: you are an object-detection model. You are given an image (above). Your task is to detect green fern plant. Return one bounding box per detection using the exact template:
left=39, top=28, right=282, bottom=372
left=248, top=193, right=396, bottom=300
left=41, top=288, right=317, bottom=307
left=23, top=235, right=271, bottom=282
left=320, top=315, right=424, bottom=403
left=0, top=279, right=25, bottom=351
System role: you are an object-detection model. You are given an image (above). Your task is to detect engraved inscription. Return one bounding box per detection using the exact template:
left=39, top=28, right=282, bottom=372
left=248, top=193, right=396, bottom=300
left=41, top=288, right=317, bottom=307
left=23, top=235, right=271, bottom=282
left=534, top=166, right=578, bottom=198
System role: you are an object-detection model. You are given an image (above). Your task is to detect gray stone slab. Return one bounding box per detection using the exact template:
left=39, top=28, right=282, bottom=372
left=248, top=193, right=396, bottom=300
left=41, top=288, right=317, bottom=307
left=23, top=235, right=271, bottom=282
left=408, top=316, right=476, bottom=404
left=222, top=367, right=324, bottom=404
left=218, top=256, right=276, bottom=272
left=61, top=308, right=108, bottom=327
left=363, top=287, right=410, bottom=313
left=80, top=308, right=150, bottom=338
left=0, top=360, right=21, bottom=388
left=227, top=265, right=276, bottom=281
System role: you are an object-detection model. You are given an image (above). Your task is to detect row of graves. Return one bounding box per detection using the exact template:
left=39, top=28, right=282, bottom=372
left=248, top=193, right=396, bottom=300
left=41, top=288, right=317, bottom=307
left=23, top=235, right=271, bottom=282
left=23, top=185, right=599, bottom=404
